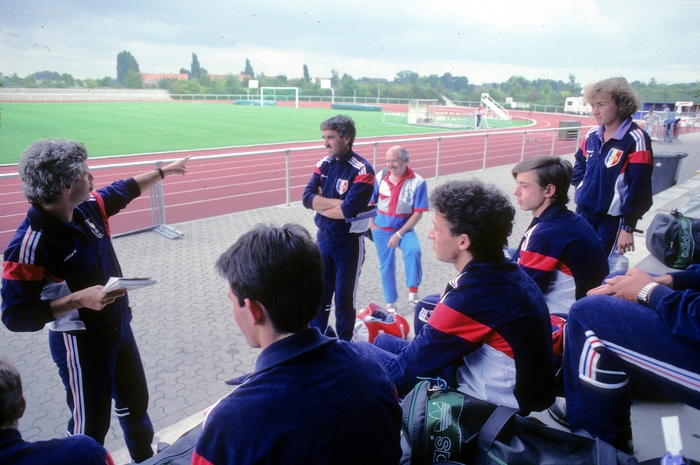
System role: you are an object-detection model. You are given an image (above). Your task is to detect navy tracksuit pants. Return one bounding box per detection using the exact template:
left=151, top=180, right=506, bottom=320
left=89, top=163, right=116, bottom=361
left=49, top=310, right=154, bottom=462
left=312, top=233, right=365, bottom=341
left=564, top=295, right=700, bottom=448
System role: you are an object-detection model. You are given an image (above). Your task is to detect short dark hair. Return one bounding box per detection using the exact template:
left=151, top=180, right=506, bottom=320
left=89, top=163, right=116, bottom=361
left=512, top=156, right=573, bottom=206
left=583, top=77, right=640, bottom=120
left=19, top=138, right=88, bottom=204
left=0, top=356, right=23, bottom=428
left=320, top=115, right=356, bottom=148
left=215, top=224, right=324, bottom=334
left=430, top=179, right=514, bottom=261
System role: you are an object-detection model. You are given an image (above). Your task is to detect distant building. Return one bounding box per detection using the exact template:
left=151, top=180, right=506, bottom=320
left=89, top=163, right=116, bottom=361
left=141, top=73, right=189, bottom=87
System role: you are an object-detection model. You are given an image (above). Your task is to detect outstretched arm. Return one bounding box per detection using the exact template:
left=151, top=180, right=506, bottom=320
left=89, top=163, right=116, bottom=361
left=133, top=156, right=190, bottom=194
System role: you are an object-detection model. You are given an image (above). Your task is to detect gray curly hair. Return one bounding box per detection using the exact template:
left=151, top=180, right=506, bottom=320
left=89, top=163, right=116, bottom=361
left=19, top=139, right=88, bottom=204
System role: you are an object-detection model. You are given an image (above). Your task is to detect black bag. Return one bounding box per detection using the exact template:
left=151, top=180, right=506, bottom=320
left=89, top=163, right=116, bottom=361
left=400, top=379, right=638, bottom=465
left=139, top=423, right=202, bottom=465
left=646, top=209, right=700, bottom=269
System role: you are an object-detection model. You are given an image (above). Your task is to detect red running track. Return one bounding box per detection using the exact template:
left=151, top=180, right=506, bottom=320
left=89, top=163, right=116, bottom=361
left=0, top=107, right=593, bottom=251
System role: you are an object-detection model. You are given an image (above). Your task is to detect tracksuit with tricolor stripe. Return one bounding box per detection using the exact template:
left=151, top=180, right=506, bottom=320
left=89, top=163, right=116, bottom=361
left=512, top=203, right=609, bottom=314
left=1, top=179, right=154, bottom=463
left=302, top=149, right=375, bottom=341
left=571, top=117, right=654, bottom=256
left=564, top=265, right=700, bottom=449
left=372, top=258, right=555, bottom=414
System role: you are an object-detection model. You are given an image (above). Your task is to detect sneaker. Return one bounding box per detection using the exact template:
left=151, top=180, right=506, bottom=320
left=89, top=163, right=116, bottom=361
left=386, top=302, right=397, bottom=311
left=547, top=397, right=569, bottom=428
left=408, top=292, right=420, bottom=306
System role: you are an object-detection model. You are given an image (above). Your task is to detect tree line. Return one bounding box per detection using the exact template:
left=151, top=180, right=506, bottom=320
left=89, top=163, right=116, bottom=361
left=2, top=50, right=698, bottom=106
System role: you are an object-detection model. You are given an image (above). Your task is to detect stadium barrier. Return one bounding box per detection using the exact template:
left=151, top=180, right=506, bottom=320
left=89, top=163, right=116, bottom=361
left=0, top=125, right=595, bottom=241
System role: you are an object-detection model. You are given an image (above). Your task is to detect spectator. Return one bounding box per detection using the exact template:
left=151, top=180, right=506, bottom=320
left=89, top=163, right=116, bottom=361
left=369, top=145, right=428, bottom=310
left=559, top=266, right=700, bottom=453
left=370, top=180, right=555, bottom=414
left=193, top=224, right=402, bottom=465
left=0, top=355, right=115, bottom=465
left=571, top=77, right=653, bottom=257
left=643, top=108, right=656, bottom=132
left=1, top=139, right=189, bottom=462
left=511, top=156, right=608, bottom=314
left=302, top=115, right=375, bottom=340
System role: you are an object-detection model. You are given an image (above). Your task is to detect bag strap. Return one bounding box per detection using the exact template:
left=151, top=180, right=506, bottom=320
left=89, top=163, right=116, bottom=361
left=476, top=404, right=519, bottom=452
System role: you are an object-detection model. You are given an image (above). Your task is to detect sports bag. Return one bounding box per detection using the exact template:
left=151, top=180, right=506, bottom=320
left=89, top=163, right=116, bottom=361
left=400, top=378, right=639, bottom=465
left=352, top=303, right=410, bottom=343
left=646, top=209, right=700, bottom=269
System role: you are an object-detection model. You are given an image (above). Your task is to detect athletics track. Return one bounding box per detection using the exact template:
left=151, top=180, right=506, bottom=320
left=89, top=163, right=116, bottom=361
left=0, top=104, right=593, bottom=251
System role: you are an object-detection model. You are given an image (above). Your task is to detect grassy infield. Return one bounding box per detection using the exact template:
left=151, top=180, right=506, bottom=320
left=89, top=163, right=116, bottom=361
left=0, top=101, right=525, bottom=164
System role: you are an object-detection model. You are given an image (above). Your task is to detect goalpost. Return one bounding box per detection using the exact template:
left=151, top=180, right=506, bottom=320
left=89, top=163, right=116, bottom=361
left=260, top=87, right=299, bottom=108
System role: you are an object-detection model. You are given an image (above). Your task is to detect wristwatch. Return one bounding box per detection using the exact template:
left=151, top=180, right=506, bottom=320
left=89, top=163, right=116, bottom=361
left=637, top=282, right=659, bottom=306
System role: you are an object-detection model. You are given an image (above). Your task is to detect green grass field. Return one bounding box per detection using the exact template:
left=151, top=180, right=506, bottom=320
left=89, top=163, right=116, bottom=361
left=0, top=102, right=525, bottom=164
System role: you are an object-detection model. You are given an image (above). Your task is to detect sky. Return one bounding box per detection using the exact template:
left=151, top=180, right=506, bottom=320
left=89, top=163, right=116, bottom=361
left=1, top=0, right=699, bottom=86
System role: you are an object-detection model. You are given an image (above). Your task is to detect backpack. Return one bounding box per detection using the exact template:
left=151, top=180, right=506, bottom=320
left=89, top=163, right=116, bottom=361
left=646, top=209, right=700, bottom=269
left=400, top=378, right=639, bottom=465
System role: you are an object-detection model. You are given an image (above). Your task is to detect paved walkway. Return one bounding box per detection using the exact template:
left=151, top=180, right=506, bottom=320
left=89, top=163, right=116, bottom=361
left=2, top=132, right=699, bottom=463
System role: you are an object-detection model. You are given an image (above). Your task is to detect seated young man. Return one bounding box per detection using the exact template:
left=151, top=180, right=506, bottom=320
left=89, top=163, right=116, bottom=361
left=562, top=266, right=700, bottom=453
left=0, top=356, right=114, bottom=465
left=371, top=180, right=555, bottom=414
left=511, top=156, right=608, bottom=314
left=193, top=224, right=402, bottom=465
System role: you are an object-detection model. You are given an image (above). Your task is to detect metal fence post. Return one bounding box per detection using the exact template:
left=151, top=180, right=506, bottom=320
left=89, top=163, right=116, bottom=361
left=550, top=128, right=556, bottom=156
left=482, top=133, right=489, bottom=171
left=435, top=137, right=441, bottom=178
left=520, top=131, right=527, bottom=162
left=285, top=149, right=291, bottom=206
left=373, top=142, right=378, bottom=168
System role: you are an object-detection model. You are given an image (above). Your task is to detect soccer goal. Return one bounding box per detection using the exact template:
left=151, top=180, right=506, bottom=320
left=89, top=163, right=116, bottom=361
left=260, top=87, right=299, bottom=108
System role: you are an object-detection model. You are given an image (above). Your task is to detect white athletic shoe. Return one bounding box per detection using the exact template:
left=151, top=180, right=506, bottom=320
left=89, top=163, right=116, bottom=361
left=408, top=292, right=420, bottom=306
left=386, top=302, right=397, bottom=311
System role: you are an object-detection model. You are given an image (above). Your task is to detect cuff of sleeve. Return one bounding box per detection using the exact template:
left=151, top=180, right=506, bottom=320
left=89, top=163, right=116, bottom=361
left=126, top=178, right=141, bottom=198
left=647, top=284, right=673, bottom=309
left=668, top=268, right=698, bottom=290
left=621, top=218, right=638, bottom=230
left=303, top=194, right=316, bottom=210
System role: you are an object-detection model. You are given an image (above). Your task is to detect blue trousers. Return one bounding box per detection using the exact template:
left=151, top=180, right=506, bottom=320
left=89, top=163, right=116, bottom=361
left=312, top=233, right=365, bottom=341
left=49, top=311, right=154, bottom=462
left=564, top=295, right=700, bottom=447
left=372, top=228, right=422, bottom=305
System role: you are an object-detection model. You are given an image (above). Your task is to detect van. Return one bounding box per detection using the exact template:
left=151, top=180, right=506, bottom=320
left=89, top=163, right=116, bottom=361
left=564, top=97, right=592, bottom=115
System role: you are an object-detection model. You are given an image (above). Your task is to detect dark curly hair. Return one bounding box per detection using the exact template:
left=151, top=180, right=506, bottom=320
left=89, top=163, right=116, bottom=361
left=0, top=356, right=23, bottom=428
left=430, top=179, right=514, bottom=262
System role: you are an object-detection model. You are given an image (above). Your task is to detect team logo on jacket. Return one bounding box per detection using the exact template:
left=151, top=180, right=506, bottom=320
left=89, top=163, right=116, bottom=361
left=85, top=217, right=105, bottom=238
left=336, top=179, right=349, bottom=195
left=605, top=149, right=623, bottom=168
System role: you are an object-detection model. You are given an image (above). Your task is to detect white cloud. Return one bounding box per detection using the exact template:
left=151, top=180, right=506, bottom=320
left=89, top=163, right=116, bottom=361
left=1, top=0, right=698, bottom=84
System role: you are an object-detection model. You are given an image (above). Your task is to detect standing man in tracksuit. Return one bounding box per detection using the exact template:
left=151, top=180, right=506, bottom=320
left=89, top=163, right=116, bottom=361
left=1, top=138, right=189, bottom=463
left=571, top=77, right=654, bottom=258
left=302, top=115, right=375, bottom=341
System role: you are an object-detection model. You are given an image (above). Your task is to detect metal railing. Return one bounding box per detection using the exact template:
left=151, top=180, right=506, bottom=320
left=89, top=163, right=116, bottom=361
left=1, top=125, right=589, bottom=239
